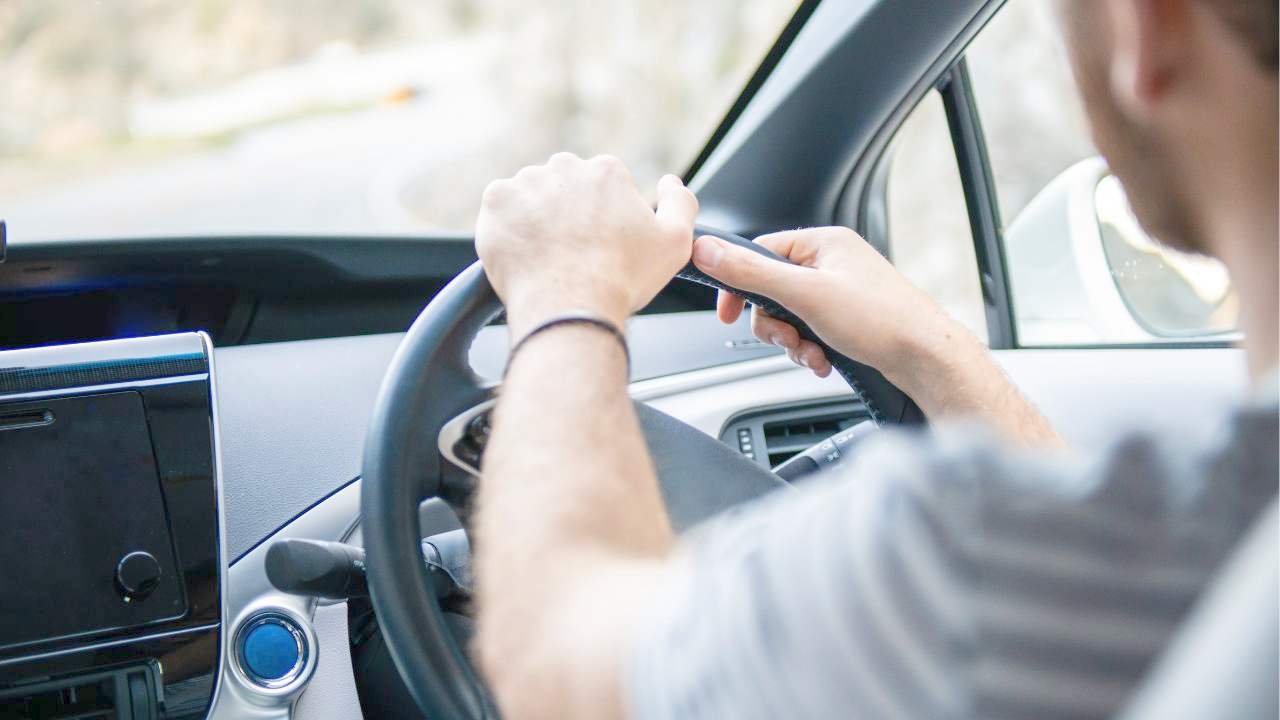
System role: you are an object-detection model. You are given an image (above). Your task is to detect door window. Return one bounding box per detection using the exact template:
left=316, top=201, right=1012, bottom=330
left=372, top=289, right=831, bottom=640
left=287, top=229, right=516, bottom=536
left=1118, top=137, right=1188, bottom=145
left=882, top=91, right=989, bottom=343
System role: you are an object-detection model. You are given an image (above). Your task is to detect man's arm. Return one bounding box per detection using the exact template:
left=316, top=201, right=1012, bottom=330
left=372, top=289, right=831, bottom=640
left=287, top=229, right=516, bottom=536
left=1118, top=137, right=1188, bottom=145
left=471, top=154, right=695, bottom=719
left=469, top=155, right=1055, bottom=719
left=691, top=227, right=1060, bottom=445
left=475, top=326, right=668, bottom=720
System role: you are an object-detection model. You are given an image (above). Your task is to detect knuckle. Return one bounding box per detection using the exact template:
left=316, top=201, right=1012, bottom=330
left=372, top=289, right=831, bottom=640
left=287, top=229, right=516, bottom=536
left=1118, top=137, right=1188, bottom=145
left=592, top=154, right=625, bottom=173
left=481, top=179, right=510, bottom=206
left=549, top=151, right=578, bottom=165
left=830, top=225, right=862, bottom=244
left=664, top=215, right=694, bottom=240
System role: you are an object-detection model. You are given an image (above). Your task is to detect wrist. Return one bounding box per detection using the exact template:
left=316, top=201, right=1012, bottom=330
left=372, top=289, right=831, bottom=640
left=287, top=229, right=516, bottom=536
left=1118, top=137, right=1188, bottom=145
left=881, top=309, right=986, bottom=407
left=504, top=286, right=630, bottom=341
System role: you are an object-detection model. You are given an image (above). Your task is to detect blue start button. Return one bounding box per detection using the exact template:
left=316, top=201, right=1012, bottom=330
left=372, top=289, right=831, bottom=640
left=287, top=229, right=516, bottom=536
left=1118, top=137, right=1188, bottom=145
left=238, top=613, right=306, bottom=687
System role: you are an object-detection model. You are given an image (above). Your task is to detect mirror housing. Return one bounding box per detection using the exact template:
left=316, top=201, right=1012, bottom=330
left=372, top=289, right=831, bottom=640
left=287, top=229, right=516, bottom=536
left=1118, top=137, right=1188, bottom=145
left=1004, top=157, right=1237, bottom=345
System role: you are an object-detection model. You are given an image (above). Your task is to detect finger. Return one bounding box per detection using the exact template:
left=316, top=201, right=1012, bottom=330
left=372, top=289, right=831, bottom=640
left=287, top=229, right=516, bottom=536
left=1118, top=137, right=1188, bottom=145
left=751, top=310, right=800, bottom=350
left=790, top=340, right=829, bottom=375
left=691, top=235, right=808, bottom=303
left=480, top=178, right=512, bottom=207
left=796, top=340, right=832, bottom=377
left=514, top=163, right=546, bottom=182
left=655, top=174, right=698, bottom=239
left=588, top=154, right=637, bottom=189
left=717, top=289, right=746, bottom=324
left=549, top=151, right=580, bottom=166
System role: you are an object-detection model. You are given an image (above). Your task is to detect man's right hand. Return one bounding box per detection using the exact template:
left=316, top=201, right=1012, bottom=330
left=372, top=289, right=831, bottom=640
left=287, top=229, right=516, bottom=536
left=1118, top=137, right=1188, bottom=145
left=692, top=226, right=1060, bottom=444
left=691, top=226, right=969, bottom=385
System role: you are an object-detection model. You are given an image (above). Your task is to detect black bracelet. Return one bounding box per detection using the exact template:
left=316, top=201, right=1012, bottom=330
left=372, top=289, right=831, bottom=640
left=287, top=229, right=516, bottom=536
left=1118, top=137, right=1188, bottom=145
left=504, top=311, right=630, bottom=380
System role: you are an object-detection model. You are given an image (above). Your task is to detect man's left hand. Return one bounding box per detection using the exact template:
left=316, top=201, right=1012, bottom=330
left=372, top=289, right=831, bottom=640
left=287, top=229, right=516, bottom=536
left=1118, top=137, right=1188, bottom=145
left=475, top=153, right=698, bottom=338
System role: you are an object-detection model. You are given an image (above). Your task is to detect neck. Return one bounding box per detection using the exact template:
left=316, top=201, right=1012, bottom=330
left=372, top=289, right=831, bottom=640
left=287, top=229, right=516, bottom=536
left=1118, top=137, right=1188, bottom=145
left=1178, top=52, right=1278, bottom=382
left=1223, top=240, right=1278, bottom=383
left=1203, top=166, right=1279, bottom=383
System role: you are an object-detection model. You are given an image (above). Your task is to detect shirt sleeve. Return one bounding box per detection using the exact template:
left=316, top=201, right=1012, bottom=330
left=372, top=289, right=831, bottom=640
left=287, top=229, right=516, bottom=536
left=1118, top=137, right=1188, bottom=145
left=624, top=428, right=986, bottom=720
left=623, top=410, right=1275, bottom=720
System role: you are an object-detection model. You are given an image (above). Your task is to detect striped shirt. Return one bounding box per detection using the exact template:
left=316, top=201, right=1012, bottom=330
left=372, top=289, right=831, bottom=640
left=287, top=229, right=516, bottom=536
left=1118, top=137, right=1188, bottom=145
left=627, top=392, right=1278, bottom=720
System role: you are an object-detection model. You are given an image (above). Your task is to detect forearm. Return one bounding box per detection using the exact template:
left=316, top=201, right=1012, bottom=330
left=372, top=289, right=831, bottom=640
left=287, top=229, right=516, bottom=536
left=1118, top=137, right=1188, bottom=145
left=474, top=323, right=672, bottom=717
left=887, top=315, right=1062, bottom=446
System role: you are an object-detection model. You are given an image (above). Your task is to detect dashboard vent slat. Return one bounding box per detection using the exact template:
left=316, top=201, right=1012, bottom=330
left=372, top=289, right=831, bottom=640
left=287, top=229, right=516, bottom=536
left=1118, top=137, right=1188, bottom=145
left=720, top=400, right=869, bottom=472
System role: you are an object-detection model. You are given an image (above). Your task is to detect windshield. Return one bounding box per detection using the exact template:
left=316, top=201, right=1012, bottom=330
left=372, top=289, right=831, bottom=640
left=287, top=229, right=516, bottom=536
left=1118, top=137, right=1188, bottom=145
left=0, top=1, right=797, bottom=242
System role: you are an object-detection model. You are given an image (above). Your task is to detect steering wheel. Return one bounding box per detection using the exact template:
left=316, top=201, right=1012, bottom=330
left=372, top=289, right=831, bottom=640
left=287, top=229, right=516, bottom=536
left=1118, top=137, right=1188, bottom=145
left=361, top=226, right=923, bottom=718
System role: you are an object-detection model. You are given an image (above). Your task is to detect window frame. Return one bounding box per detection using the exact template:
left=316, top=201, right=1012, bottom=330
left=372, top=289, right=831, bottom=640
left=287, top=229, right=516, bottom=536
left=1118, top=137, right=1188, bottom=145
left=854, top=59, right=1015, bottom=349
left=938, top=59, right=1016, bottom=348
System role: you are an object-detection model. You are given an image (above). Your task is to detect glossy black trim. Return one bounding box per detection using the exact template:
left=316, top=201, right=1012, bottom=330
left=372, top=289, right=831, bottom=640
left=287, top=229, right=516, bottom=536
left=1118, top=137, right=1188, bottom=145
left=0, top=627, right=218, bottom=719
left=0, top=354, right=207, bottom=394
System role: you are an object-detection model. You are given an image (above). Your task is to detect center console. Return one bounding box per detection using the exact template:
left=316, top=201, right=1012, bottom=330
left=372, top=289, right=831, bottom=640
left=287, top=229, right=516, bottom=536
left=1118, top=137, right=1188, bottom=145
left=0, top=334, right=223, bottom=719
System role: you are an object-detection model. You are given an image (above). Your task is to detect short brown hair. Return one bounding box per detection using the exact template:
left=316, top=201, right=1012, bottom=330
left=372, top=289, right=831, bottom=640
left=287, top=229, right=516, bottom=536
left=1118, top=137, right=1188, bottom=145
left=1199, top=0, right=1278, bottom=70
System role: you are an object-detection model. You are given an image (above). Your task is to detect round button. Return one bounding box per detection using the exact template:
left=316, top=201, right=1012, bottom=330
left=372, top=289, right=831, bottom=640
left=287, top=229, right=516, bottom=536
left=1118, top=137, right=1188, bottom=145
left=238, top=613, right=307, bottom=688
left=115, top=551, right=161, bottom=601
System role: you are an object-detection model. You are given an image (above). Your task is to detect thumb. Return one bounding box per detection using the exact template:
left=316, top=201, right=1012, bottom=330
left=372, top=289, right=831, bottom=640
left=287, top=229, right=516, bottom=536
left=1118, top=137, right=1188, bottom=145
left=692, top=235, right=806, bottom=302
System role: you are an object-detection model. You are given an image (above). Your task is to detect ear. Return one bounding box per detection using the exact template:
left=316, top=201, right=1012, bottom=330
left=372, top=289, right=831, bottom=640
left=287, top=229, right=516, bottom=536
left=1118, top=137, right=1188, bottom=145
left=1108, top=0, right=1191, bottom=118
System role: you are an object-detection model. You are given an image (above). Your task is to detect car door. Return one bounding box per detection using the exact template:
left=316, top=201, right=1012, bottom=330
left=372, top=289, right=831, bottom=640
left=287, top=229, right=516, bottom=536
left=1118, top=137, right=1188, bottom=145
left=678, top=0, right=1246, bottom=452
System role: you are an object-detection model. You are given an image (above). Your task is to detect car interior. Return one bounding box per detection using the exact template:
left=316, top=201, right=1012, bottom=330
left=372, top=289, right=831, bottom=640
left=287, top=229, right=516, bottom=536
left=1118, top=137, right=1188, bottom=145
left=0, top=0, right=1273, bottom=719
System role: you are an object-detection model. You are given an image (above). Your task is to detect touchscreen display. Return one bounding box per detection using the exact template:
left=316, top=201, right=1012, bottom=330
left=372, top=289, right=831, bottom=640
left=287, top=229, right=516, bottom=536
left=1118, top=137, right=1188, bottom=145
left=0, top=392, right=187, bottom=650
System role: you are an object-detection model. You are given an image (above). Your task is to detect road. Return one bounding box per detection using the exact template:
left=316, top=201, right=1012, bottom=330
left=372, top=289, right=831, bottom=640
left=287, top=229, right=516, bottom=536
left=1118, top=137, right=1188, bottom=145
left=3, top=89, right=500, bottom=242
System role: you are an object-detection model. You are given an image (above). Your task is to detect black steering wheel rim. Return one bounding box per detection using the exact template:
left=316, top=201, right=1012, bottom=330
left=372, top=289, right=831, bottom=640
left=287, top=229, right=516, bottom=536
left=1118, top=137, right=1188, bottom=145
left=362, top=261, right=499, bottom=718
left=361, top=228, right=923, bottom=718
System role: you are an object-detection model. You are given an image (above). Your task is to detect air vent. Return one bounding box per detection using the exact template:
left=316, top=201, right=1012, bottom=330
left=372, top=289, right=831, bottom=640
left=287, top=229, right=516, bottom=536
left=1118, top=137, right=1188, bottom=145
left=720, top=400, right=869, bottom=471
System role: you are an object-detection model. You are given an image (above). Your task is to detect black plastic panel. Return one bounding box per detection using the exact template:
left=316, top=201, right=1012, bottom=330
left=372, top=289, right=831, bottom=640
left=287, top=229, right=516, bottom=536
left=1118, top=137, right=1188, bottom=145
left=0, top=235, right=716, bottom=350
left=0, top=392, right=186, bottom=650
left=0, top=334, right=222, bottom=720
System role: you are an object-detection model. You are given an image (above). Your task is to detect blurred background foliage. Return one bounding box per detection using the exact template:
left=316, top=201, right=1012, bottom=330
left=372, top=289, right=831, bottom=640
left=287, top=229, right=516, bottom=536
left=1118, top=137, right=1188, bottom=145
left=0, top=0, right=796, bottom=233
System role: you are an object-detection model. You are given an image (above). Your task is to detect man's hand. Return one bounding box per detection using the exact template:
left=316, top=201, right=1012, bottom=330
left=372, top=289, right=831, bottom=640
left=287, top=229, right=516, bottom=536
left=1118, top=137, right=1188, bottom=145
left=476, top=152, right=697, bottom=338
left=693, top=226, right=958, bottom=378
left=693, top=226, right=1060, bottom=444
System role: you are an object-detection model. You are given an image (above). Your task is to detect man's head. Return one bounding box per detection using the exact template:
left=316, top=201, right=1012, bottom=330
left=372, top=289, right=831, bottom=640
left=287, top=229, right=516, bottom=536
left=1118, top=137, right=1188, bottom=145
left=1054, top=0, right=1278, bottom=256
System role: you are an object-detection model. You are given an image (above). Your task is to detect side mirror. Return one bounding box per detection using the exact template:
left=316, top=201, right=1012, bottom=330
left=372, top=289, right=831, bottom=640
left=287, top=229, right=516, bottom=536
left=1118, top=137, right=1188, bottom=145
left=1003, top=157, right=1237, bottom=345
